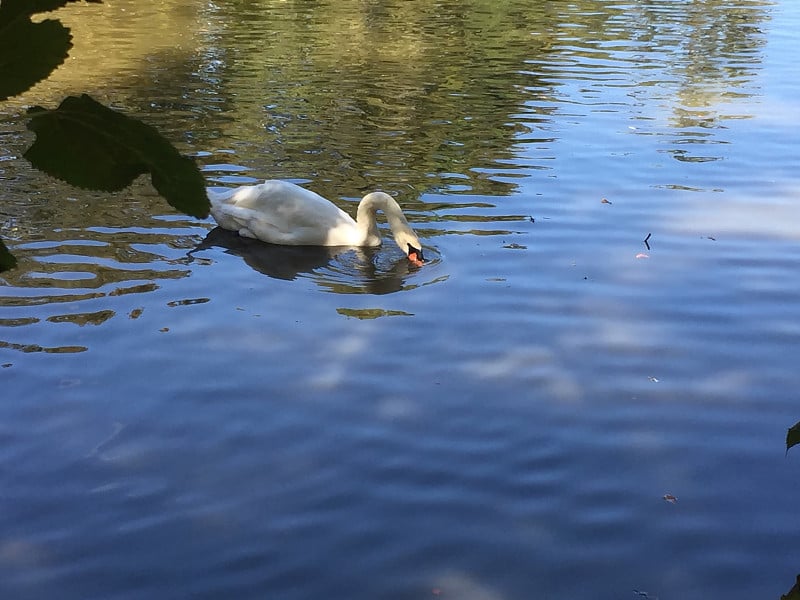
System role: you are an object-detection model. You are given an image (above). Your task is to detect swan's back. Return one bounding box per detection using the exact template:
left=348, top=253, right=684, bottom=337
left=209, top=180, right=361, bottom=246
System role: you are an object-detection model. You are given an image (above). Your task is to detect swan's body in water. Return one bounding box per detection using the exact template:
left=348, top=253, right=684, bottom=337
left=207, top=180, right=424, bottom=264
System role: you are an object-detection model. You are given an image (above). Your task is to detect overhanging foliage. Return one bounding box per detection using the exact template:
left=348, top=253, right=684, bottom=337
left=0, top=0, right=209, bottom=271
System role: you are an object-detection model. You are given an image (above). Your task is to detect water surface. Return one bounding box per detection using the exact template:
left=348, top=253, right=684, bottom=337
left=2, top=1, right=800, bottom=599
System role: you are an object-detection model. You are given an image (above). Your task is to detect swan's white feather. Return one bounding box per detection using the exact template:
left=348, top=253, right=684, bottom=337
left=208, top=179, right=423, bottom=263
left=209, top=180, right=362, bottom=246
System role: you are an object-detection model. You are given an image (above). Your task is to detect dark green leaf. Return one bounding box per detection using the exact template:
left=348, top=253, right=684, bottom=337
left=782, top=574, right=800, bottom=600
left=0, top=238, right=17, bottom=272
left=0, top=18, right=72, bottom=101
left=787, top=421, right=800, bottom=454
left=24, top=94, right=209, bottom=218
left=0, top=0, right=103, bottom=100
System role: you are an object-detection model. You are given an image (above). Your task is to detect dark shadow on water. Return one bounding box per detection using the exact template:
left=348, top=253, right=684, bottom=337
left=192, top=227, right=445, bottom=295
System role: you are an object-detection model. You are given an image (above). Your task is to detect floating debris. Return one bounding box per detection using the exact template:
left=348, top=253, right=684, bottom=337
left=337, top=308, right=414, bottom=320
left=167, top=297, right=211, bottom=307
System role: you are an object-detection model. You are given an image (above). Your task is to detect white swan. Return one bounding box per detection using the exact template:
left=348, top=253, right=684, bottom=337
left=208, top=180, right=424, bottom=264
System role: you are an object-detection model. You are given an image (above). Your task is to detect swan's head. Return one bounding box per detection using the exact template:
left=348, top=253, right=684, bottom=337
left=360, top=191, right=425, bottom=266
left=392, top=227, right=424, bottom=266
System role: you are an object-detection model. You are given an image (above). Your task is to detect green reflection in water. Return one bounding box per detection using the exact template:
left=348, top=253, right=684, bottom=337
left=0, top=0, right=774, bottom=350
left=45, top=309, right=116, bottom=327
left=0, top=340, right=88, bottom=353
left=337, top=307, right=414, bottom=320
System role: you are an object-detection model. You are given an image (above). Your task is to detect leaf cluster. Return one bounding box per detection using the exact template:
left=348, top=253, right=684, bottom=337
left=25, top=94, right=209, bottom=218
left=0, top=0, right=209, bottom=271
left=0, top=0, right=100, bottom=101
left=787, top=421, right=800, bottom=454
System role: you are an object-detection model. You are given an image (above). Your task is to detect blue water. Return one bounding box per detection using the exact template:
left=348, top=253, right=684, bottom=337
left=2, top=1, right=800, bottom=598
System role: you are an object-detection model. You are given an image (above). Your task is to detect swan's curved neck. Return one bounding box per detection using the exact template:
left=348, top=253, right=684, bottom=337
left=355, top=192, right=421, bottom=255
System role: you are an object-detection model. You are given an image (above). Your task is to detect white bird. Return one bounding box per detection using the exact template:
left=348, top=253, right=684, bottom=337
left=208, top=180, right=424, bottom=264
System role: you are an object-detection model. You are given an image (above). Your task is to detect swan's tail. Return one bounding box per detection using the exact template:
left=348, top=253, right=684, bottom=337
left=207, top=187, right=241, bottom=223
left=206, top=188, right=239, bottom=230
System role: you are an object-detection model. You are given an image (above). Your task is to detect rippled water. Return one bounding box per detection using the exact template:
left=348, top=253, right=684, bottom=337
left=2, top=1, right=800, bottom=599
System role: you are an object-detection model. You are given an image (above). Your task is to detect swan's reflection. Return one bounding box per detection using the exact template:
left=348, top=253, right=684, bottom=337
left=195, top=227, right=339, bottom=280
left=194, top=227, right=435, bottom=295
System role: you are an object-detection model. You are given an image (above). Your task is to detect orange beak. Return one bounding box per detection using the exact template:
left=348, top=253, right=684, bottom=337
left=407, top=245, right=424, bottom=266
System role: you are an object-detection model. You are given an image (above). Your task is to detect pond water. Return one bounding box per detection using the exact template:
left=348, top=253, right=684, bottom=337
left=2, top=1, right=800, bottom=598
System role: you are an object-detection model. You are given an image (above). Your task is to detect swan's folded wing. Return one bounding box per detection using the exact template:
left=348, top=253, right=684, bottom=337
left=218, top=198, right=356, bottom=246
left=211, top=180, right=361, bottom=246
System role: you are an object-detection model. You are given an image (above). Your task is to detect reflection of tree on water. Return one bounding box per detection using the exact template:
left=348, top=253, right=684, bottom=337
left=193, top=227, right=441, bottom=295
left=0, top=0, right=775, bottom=321
left=182, top=0, right=771, bottom=182
left=6, top=0, right=771, bottom=196
left=0, top=180, right=196, bottom=352
left=182, top=0, right=567, bottom=198
left=627, top=1, right=771, bottom=161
